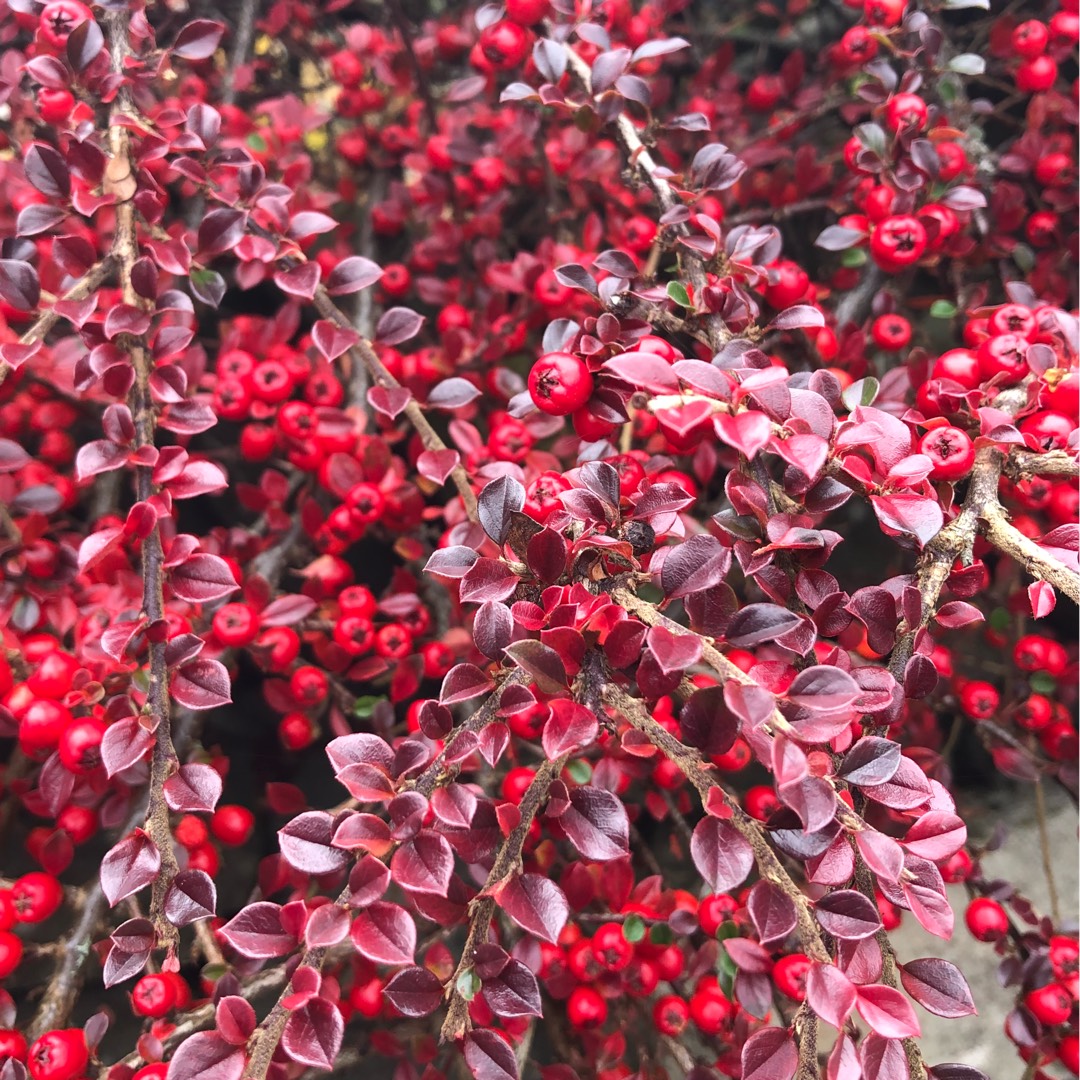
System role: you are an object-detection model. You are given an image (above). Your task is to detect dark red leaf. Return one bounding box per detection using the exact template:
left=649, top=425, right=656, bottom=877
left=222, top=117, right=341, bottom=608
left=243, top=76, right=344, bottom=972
left=900, top=958, right=976, bottom=1019
left=383, top=966, right=443, bottom=1017
left=496, top=873, right=569, bottom=944
left=100, top=830, right=161, bottom=907
left=464, top=1029, right=520, bottom=1080
left=690, top=817, right=753, bottom=892
left=350, top=902, right=415, bottom=965
left=560, top=787, right=629, bottom=862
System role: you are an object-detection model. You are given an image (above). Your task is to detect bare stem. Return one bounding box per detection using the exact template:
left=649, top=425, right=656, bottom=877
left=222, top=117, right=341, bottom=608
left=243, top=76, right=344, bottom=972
left=1034, top=778, right=1061, bottom=922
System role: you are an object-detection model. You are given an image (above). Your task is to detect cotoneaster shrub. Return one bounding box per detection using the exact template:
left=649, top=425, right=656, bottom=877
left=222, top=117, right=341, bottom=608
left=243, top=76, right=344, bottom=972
left=0, top=1, right=1075, bottom=1079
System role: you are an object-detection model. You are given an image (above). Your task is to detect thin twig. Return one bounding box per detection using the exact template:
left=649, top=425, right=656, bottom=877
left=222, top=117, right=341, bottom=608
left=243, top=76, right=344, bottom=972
left=0, top=258, right=115, bottom=390
left=1033, top=778, right=1061, bottom=922
left=222, top=0, right=259, bottom=107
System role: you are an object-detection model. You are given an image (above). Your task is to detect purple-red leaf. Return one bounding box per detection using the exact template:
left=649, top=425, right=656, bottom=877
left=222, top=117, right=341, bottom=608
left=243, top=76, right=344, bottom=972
left=282, top=997, right=343, bottom=1070
left=900, top=958, right=976, bottom=1019
left=815, top=889, right=883, bottom=940
left=279, top=812, right=351, bottom=875
left=383, top=966, right=443, bottom=1017
left=218, top=902, right=296, bottom=958
left=101, top=830, right=161, bottom=907
left=856, top=983, right=922, bottom=1038
left=350, top=902, right=415, bottom=965
left=496, top=873, right=569, bottom=944
left=690, top=817, right=753, bottom=893
left=464, top=1029, right=520, bottom=1080
left=165, top=1032, right=244, bottom=1080
left=560, top=787, right=629, bottom=862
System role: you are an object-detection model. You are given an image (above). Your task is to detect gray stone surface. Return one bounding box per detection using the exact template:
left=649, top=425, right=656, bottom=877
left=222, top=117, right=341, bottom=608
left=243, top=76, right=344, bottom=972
left=890, top=782, right=1079, bottom=1074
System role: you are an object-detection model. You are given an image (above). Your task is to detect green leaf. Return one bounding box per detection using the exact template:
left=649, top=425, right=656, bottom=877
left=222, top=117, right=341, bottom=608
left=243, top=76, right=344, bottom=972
left=1030, top=672, right=1057, bottom=695
left=930, top=300, right=958, bottom=319
left=622, top=914, right=646, bottom=944
left=649, top=923, right=674, bottom=946
left=247, top=133, right=267, bottom=152
left=989, top=607, right=1011, bottom=632
left=715, top=920, right=740, bottom=942
left=945, top=0, right=989, bottom=9
left=948, top=53, right=986, bottom=75
left=565, top=759, right=592, bottom=785
left=854, top=122, right=887, bottom=158
left=841, top=247, right=868, bottom=268
left=352, top=695, right=385, bottom=720
left=456, top=969, right=481, bottom=1001
left=666, top=281, right=691, bottom=308
left=1012, top=243, right=1035, bottom=273
left=842, top=377, right=880, bottom=412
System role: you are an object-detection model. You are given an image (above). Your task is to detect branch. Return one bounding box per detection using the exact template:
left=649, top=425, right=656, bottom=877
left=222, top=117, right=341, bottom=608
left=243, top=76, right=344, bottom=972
left=309, top=286, right=479, bottom=522
left=610, top=585, right=796, bottom=736
left=106, top=8, right=180, bottom=952
left=1005, top=448, right=1078, bottom=479
left=559, top=40, right=729, bottom=351
left=0, top=258, right=115, bottom=390
left=222, top=0, right=259, bottom=107
left=602, top=684, right=830, bottom=964
left=441, top=752, right=570, bottom=1043
left=793, top=1002, right=819, bottom=1080
left=980, top=506, right=1080, bottom=603
left=240, top=671, right=525, bottom=1075
left=885, top=381, right=1076, bottom=700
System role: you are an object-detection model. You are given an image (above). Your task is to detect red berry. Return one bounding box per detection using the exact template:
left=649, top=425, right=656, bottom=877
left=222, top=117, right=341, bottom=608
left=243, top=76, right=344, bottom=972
left=871, top=314, right=912, bottom=350
left=689, top=985, right=734, bottom=1033
left=884, top=92, right=927, bottom=131
left=1012, top=19, right=1050, bottom=57
left=919, top=426, right=975, bottom=481
left=698, top=893, right=737, bottom=937
left=653, top=994, right=690, bottom=1037
left=38, top=88, right=76, bottom=124
left=870, top=216, right=928, bottom=271
left=57, top=717, right=106, bottom=774
left=210, top=805, right=255, bottom=847
left=1060, top=1034, right=1080, bottom=1075
left=12, top=872, right=63, bottom=923
left=1025, top=982, right=1073, bottom=1026
left=591, top=922, right=633, bottom=972
left=28, top=1028, right=88, bottom=1080
left=1017, top=55, right=1058, bottom=93
left=0, top=1028, right=28, bottom=1063
left=132, top=973, right=178, bottom=1018
left=864, top=0, right=905, bottom=27
left=567, top=985, right=607, bottom=1028
left=965, top=897, right=1010, bottom=941
left=0, top=932, right=23, bottom=978
left=959, top=681, right=999, bottom=720
left=478, top=19, right=529, bottom=69
left=744, top=784, right=781, bottom=821
left=774, top=953, right=811, bottom=1000
left=528, top=353, right=594, bottom=416
left=38, top=1, right=92, bottom=49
